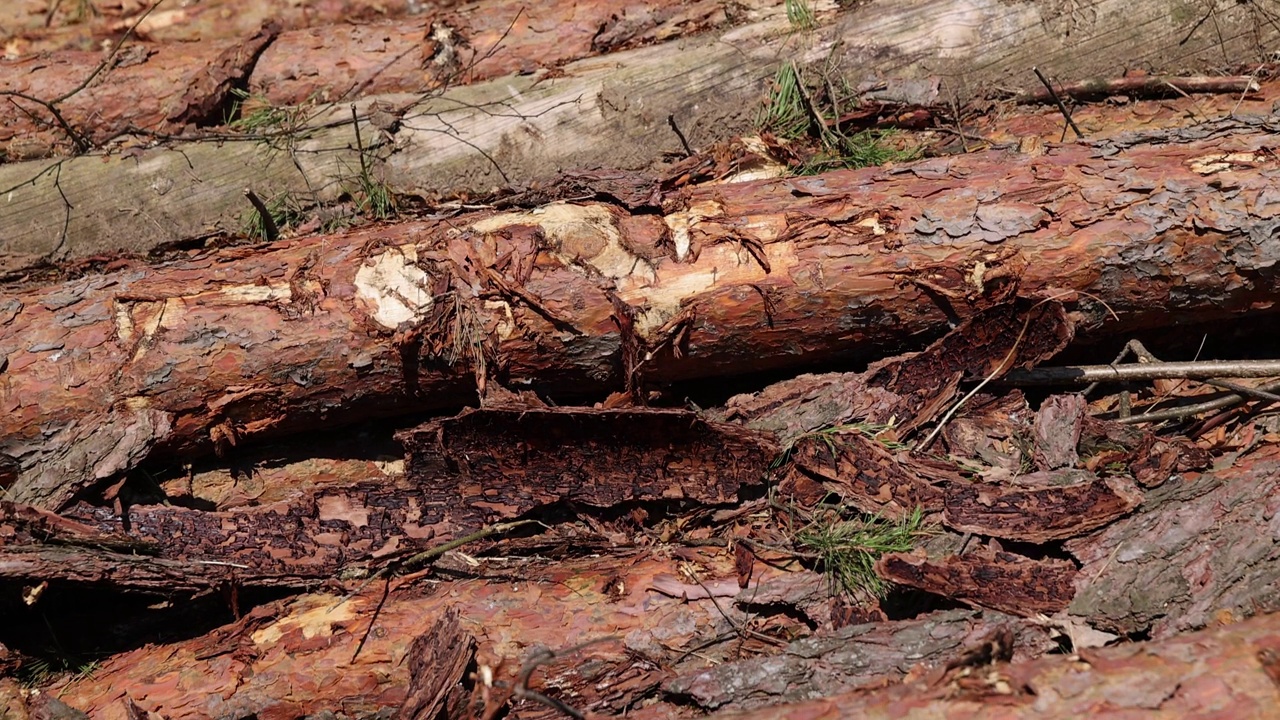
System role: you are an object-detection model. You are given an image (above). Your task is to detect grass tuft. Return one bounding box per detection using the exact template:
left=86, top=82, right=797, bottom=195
left=758, top=61, right=918, bottom=174
left=796, top=506, right=928, bottom=598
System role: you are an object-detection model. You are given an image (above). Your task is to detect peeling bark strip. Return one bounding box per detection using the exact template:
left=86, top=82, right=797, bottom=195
left=3, top=119, right=1280, bottom=508
left=942, top=471, right=1144, bottom=543
left=876, top=548, right=1077, bottom=617
left=399, top=407, right=778, bottom=523
left=0, top=410, right=773, bottom=586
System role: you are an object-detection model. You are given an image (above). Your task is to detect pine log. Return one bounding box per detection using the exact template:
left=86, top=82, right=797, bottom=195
left=1, top=0, right=418, bottom=57
left=0, top=0, right=736, bottom=155
left=3, top=116, right=1279, bottom=508
left=29, top=549, right=1050, bottom=719
left=4, top=0, right=1277, bottom=271
left=23, top=547, right=1280, bottom=719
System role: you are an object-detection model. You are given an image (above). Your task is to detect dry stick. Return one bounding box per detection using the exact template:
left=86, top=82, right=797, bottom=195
left=242, top=189, right=279, bottom=242
left=1113, top=378, right=1280, bottom=425
left=666, top=114, right=694, bottom=157
left=1000, top=359, right=1280, bottom=384
left=350, top=104, right=368, bottom=179
left=1031, top=67, right=1085, bottom=140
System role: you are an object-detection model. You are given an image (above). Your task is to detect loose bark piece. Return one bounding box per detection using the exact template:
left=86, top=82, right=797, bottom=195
left=876, top=547, right=1077, bottom=617
left=399, top=407, right=779, bottom=524
left=1032, top=394, right=1086, bottom=470
left=715, top=299, right=1072, bottom=448
left=399, top=607, right=476, bottom=720
left=4, top=119, right=1280, bottom=508
left=864, top=300, right=1074, bottom=437
left=942, top=470, right=1143, bottom=543
left=785, top=431, right=944, bottom=519
left=714, top=609, right=1280, bottom=719
left=1078, top=415, right=1211, bottom=488
left=1068, top=442, right=1280, bottom=639
left=664, top=609, right=1054, bottom=712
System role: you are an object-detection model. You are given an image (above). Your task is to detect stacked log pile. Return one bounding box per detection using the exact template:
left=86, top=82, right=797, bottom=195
left=3, top=1, right=1280, bottom=718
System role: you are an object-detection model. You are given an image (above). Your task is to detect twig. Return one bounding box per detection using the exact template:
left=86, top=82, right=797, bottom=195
left=1000, top=359, right=1280, bottom=385
left=1031, top=67, right=1084, bottom=139
left=666, top=114, right=694, bottom=157
left=242, top=189, right=280, bottom=242
left=350, top=104, right=368, bottom=178
left=1114, top=377, right=1280, bottom=425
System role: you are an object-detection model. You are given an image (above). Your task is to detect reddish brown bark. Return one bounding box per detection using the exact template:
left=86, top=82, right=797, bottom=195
left=1068, top=441, right=1280, bottom=640
left=2, top=118, right=1279, bottom=509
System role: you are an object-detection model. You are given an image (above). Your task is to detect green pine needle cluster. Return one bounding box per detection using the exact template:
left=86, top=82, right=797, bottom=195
left=796, top=506, right=927, bottom=598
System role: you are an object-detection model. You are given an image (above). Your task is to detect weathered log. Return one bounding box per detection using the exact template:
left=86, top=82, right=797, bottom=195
left=0, top=0, right=735, bottom=155
left=4, top=0, right=1277, bottom=271
left=3, top=116, right=1279, bottom=508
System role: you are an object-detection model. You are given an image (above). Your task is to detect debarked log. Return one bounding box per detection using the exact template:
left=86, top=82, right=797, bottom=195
left=3, top=116, right=1280, bottom=508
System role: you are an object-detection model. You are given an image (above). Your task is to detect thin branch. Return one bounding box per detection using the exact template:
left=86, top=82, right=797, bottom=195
left=1112, top=378, right=1280, bottom=424
left=1031, top=66, right=1084, bottom=139
left=1000, top=359, right=1280, bottom=385
left=667, top=114, right=694, bottom=157
left=243, top=189, right=280, bottom=242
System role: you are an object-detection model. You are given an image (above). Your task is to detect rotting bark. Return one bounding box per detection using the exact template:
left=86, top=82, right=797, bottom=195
left=4, top=0, right=1278, bottom=271
left=875, top=547, right=1078, bottom=617
left=400, top=407, right=779, bottom=523
left=0, top=407, right=775, bottom=586
left=3, top=117, right=1280, bottom=508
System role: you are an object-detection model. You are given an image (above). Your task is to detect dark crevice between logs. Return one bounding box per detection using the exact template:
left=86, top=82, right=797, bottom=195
left=0, top=581, right=293, bottom=683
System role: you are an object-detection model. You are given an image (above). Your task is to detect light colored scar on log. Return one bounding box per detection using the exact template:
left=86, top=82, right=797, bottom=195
left=113, top=283, right=293, bottom=361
